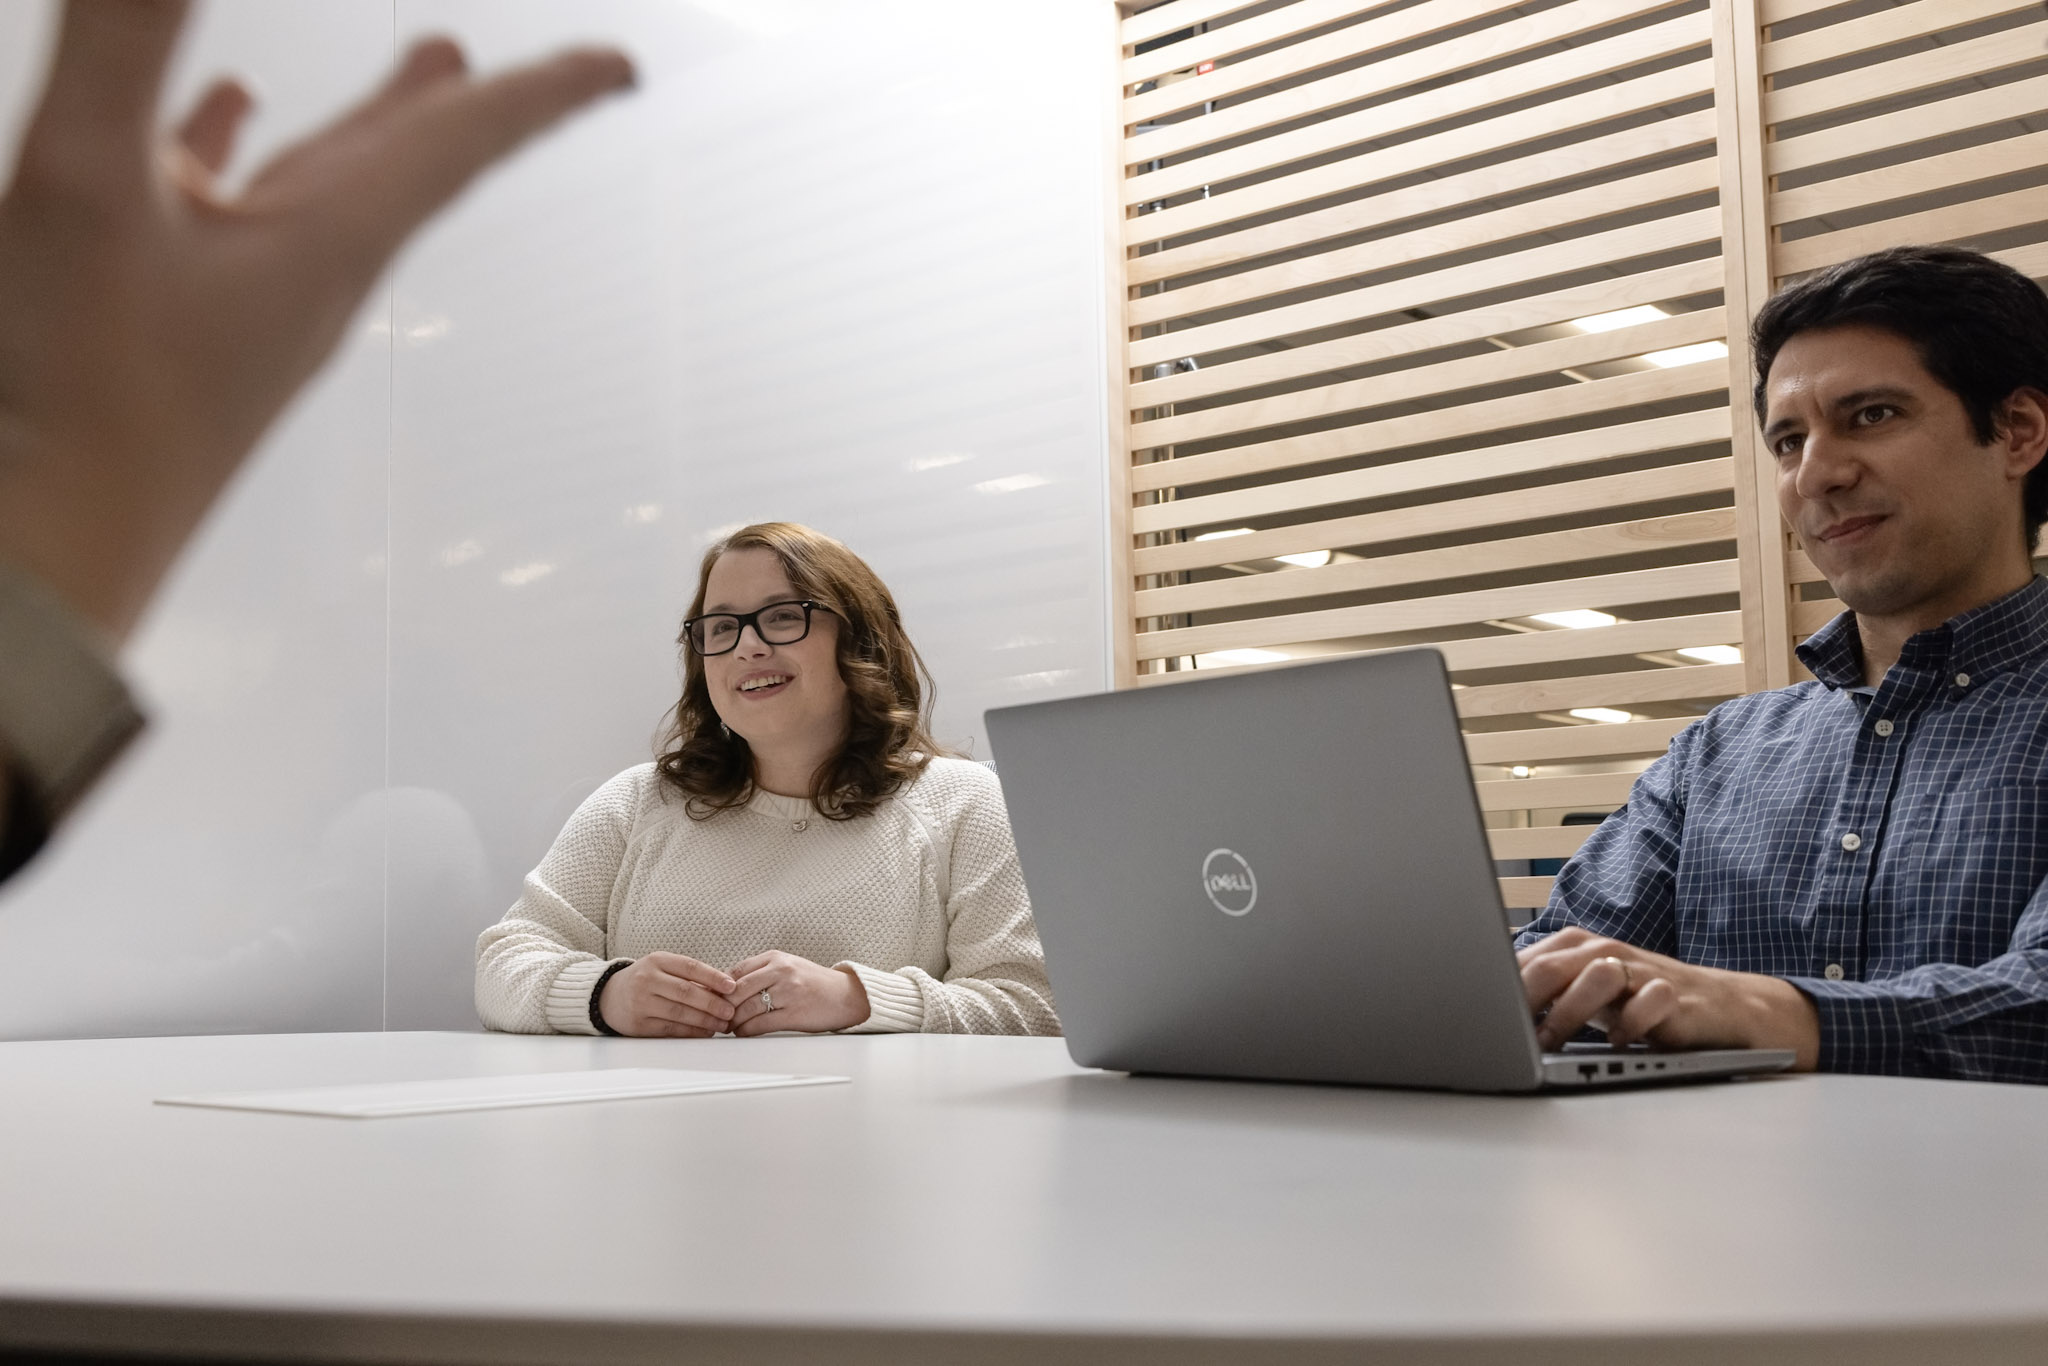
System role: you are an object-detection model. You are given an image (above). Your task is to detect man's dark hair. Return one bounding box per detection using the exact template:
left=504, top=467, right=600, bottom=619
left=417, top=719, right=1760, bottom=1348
left=1750, top=244, right=2048, bottom=547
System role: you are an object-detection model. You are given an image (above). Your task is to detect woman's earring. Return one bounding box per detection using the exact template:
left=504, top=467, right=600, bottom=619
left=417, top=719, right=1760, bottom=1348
left=720, top=721, right=731, bottom=740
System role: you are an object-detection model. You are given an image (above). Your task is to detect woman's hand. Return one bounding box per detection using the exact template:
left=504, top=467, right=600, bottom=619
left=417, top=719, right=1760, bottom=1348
left=598, top=953, right=737, bottom=1038
left=723, top=951, right=870, bottom=1036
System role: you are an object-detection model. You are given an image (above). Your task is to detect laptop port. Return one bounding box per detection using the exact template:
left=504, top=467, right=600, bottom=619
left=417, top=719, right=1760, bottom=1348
left=1578, top=1063, right=1599, bottom=1079
left=1606, top=1062, right=1624, bottom=1076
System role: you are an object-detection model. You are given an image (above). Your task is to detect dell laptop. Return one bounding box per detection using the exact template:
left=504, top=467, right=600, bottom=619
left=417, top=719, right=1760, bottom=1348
left=984, top=648, right=1793, bottom=1093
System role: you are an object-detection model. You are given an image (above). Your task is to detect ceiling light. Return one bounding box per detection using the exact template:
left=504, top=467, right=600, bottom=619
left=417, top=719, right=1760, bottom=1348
left=1569, top=305, right=1668, bottom=333
left=1274, top=550, right=1332, bottom=567
left=1532, top=610, right=1618, bottom=630
left=1569, top=707, right=1634, bottom=725
left=1677, top=645, right=1743, bottom=665
left=1194, top=527, right=1255, bottom=542
left=1196, top=649, right=1289, bottom=668
left=1643, top=340, right=1729, bottom=369
left=1509, top=765, right=1533, bottom=779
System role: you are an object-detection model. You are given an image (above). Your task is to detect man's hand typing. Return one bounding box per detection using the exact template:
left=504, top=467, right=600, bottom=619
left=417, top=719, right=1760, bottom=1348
left=1517, top=926, right=1822, bottom=1069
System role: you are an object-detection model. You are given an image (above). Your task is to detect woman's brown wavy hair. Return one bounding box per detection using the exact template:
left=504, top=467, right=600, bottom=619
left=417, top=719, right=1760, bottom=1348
left=656, top=522, right=946, bottom=820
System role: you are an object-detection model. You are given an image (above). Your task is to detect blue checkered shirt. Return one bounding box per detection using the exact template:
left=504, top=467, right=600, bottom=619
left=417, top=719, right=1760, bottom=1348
left=1516, top=576, right=2048, bottom=1081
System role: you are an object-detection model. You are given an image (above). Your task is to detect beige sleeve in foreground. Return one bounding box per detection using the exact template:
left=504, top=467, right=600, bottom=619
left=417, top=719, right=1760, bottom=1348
left=842, top=768, right=1059, bottom=1036
left=474, top=770, right=642, bottom=1034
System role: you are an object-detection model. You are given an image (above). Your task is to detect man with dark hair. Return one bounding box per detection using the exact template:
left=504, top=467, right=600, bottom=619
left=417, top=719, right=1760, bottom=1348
left=1516, top=244, right=2048, bottom=1083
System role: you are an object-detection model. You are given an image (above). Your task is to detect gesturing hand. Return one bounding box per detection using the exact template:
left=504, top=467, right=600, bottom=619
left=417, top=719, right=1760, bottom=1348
left=1517, top=926, right=1820, bottom=1068
left=0, top=0, right=634, bottom=641
left=723, top=950, right=871, bottom=1037
left=598, top=953, right=737, bottom=1039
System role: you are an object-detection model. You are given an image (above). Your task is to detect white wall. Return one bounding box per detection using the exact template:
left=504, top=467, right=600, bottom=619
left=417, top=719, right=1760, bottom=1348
left=0, top=0, right=1116, bottom=1038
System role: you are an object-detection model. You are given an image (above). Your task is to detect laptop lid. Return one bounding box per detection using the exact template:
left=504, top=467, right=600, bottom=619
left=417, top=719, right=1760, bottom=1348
left=985, top=648, right=1547, bottom=1092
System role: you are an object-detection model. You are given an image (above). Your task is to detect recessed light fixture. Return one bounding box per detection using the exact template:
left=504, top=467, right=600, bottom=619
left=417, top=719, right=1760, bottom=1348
left=1677, top=645, right=1743, bottom=665
left=1509, top=765, right=1533, bottom=779
left=1532, top=610, right=1618, bottom=630
left=975, top=474, right=1050, bottom=495
left=1643, top=340, right=1729, bottom=369
left=1569, top=707, right=1634, bottom=725
left=1194, top=527, right=1256, bottom=542
left=1569, top=305, right=1668, bottom=333
left=1274, top=549, right=1332, bottom=568
left=1196, top=648, right=1289, bottom=667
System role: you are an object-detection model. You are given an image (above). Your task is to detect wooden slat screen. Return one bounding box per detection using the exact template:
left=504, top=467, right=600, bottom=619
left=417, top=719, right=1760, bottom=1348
left=1111, top=0, right=2048, bottom=915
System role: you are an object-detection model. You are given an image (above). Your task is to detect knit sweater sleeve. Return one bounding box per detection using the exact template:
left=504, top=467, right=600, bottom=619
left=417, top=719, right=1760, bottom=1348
left=474, top=766, right=644, bottom=1034
left=841, top=761, right=1060, bottom=1036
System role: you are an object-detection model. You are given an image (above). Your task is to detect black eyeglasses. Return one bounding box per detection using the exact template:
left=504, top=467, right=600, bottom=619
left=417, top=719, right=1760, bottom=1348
left=682, top=600, right=832, bottom=656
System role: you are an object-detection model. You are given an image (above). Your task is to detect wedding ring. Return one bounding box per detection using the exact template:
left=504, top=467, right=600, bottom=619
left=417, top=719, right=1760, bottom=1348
left=1599, top=955, right=1633, bottom=993
left=759, top=989, right=774, bottom=1012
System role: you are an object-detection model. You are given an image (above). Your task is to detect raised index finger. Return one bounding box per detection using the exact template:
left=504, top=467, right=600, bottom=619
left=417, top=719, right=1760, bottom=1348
left=22, top=0, right=192, bottom=183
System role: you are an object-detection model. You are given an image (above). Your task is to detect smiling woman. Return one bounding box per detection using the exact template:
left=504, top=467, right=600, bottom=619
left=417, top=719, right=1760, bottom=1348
left=474, top=523, right=1059, bottom=1039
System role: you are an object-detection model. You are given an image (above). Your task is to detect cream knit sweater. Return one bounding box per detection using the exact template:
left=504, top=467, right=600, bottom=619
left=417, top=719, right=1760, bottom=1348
left=474, top=757, right=1059, bottom=1035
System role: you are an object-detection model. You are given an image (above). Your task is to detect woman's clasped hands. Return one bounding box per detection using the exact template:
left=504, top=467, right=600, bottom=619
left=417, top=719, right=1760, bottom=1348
left=596, top=950, right=871, bottom=1038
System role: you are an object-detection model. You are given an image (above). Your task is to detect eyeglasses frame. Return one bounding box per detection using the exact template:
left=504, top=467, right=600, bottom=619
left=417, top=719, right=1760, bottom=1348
left=682, top=599, right=834, bottom=657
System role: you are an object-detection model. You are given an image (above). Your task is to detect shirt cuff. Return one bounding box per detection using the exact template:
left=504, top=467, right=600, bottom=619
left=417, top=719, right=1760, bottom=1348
left=837, top=962, right=924, bottom=1033
left=545, top=957, right=613, bottom=1035
left=1787, top=976, right=1914, bottom=1075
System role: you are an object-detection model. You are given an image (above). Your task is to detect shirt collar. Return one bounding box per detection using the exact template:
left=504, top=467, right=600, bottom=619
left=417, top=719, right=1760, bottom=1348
left=1795, top=575, right=2048, bottom=692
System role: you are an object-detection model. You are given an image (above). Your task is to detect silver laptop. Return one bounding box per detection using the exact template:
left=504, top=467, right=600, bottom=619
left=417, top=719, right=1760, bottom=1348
left=983, top=649, right=1793, bottom=1093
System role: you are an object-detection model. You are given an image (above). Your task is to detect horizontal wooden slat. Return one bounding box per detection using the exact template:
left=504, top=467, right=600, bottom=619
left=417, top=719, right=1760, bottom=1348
left=1761, top=0, right=2031, bottom=78
left=1487, top=824, right=1599, bottom=860
left=1476, top=770, right=1638, bottom=813
left=1134, top=259, right=1723, bottom=411
left=1763, top=21, right=2048, bottom=126
left=1127, top=0, right=1540, bottom=127
left=1789, top=548, right=1823, bottom=584
left=1129, top=110, right=1718, bottom=288
left=1771, top=128, right=2048, bottom=226
left=1132, top=365, right=1727, bottom=495
left=1122, top=0, right=1259, bottom=50
left=1131, top=306, right=1726, bottom=451
left=1137, top=509, right=1736, bottom=617
left=1126, top=59, right=1714, bottom=246
left=1128, top=161, right=1717, bottom=334
left=1767, top=73, right=2048, bottom=178
left=1124, top=11, right=1710, bottom=204
left=1455, top=662, right=1744, bottom=720
left=1123, top=0, right=1370, bottom=86
left=1759, top=0, right=1860, bottom=23
left=1128, top=0, right=1684, bottom=161
left=1138, top=461, right=1733, bottom=584
left=1133, top=613, right=1742, bottom=687
left=1128, top=206, right=1721, bottom=370
left=1499, top=876, right=1555, bottom=909
left=1135, top=560, right=1739, bottom=658
left=1137, top=434, right=1729, bottom=551
left=1774, top=186, right=2048, bottom=277
left=1465, top=716, right=1691, bottom=765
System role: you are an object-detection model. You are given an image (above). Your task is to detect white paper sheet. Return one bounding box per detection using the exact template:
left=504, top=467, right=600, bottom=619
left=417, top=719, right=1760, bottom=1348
left=156, top=1067, right=849, bottom=1118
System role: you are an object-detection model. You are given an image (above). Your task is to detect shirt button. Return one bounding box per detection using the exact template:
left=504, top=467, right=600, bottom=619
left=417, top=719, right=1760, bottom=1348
left=1824, top=963, right=1845, bottom=981
left=1840, top=832, right=1863, bottom=852
left=1956, top=672, right=1972, bottom=688
left=1873, top=719, right=1894, bottom=737
left=791, top=819, right=808, bottom=833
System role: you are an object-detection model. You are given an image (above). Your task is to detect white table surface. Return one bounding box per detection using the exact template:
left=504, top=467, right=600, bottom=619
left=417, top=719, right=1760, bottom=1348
left=2, top=1031, right=2046, bottom=1365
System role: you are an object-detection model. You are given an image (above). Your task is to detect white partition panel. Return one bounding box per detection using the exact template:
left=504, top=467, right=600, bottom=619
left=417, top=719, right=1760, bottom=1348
left=0, top=0, right=1114, bottom=1036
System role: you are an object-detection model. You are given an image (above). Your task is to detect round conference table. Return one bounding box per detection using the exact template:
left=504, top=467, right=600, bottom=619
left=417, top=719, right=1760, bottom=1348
left=0, top=1030, right=2045, bottom=1365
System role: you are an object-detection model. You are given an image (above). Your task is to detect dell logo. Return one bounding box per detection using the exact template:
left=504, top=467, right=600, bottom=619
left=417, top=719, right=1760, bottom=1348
left=1202, top=848, right=1257, bottom=917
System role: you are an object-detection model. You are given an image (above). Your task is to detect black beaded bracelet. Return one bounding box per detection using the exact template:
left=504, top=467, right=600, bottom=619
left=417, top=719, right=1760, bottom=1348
left=589, top=960, right=633, bottom=1036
